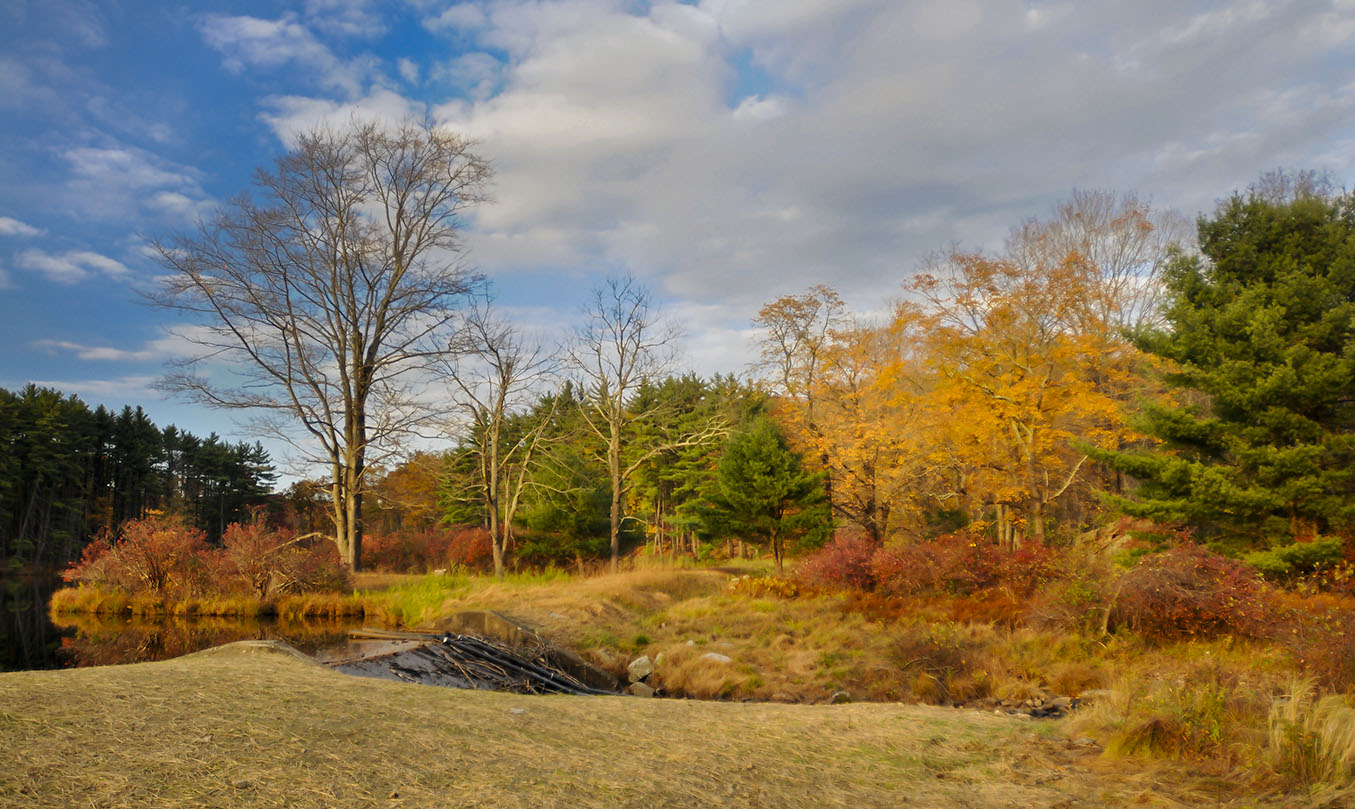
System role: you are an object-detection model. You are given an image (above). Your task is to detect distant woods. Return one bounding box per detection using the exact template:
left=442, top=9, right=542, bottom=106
left=0, top=385, right=276, bottom=568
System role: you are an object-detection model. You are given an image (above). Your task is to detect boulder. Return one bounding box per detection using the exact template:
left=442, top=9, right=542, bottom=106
left=627, top=655, right=654, bottom=682
left=700, top=652, right=732, bottom=664
left=629, top=682, right=656, bottom=698
left=830, top=690, right=852, bottom=704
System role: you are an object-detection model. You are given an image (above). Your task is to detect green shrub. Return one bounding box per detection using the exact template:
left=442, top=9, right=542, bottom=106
left=1245, top=537, right=1345, bottom=581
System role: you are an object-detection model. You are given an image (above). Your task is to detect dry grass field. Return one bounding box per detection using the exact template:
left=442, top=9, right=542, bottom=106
left=0, top=641, right=1266, bottom=809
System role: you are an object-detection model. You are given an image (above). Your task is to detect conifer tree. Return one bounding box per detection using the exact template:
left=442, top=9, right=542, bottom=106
left=1096, top=184, right=1355, bottom=547
left=707, top=417, right=831, bottom=575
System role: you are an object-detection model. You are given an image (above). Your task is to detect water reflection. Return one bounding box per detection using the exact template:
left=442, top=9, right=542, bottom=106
left=50, top=613, right=377, bottom=668
left=1, top=573, right=70, bottom=671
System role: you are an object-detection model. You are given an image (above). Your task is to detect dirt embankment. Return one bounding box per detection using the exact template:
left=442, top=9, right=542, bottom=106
left=0, top=641, right=1279, bottom=809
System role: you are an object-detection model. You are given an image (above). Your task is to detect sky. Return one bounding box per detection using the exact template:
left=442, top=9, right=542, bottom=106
left=2, top=0, right=1354, bottom=477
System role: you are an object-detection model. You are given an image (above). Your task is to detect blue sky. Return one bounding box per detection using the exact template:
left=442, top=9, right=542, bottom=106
left=3, top=0, right=1355, bottom=477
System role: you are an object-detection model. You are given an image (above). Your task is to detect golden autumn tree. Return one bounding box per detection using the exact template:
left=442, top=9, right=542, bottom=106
left=908, top=248, right=1136, bottom=546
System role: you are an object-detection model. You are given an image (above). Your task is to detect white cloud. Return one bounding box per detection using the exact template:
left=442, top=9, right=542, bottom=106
left=32, top=326, right=203, bottom=362
left=60, top=144, right=212, bottom=223
left=0, top=217, right=43, bottom=237
left=304, top=0, right=387, bottom=37
left=423, top=3, right=489, bottom=33
left=430, top=52, right=502, bottom=98
left=397, top=57, right=420, bottom=85
left=259, top=89, right=426, bottom=144
left=33, top=340, right=157, bottom=362
left=16, top=248, right=130, bottom=284
left=731, top=94, right=789, bottom=123
left=198, top=13, right=366, bottom=97
left=27, top=375, right=159, bottom=398
left=205, top=0, right=1355, bottom=366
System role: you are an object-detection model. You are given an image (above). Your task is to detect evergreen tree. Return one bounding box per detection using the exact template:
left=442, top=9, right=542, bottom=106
left=1096, top=186, right=1355, bottom=547
left=706, top=416, right=831, bottom=575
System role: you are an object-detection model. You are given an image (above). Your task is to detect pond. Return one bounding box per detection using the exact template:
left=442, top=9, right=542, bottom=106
left=0, top=573, right=383, bottom=671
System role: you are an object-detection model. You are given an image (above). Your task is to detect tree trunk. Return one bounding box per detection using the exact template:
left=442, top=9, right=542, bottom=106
left=608, top=421, right=622, bottom=573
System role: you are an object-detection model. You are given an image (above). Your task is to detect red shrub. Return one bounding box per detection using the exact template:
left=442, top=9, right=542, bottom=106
left=363, top=528, right=457, bottom=573
left=448, top=526, right=493, bottom=572
left=797, top=535, right=878, bottom=589
left=276, top=538, right=351, bottom=594
left=1110, top=544, right=1269, bottom=641
left=223, top=520, right=297, bottom=597
left=65, top=513, right=211, bottom=596
left=62, top=531, right=114, bottom=584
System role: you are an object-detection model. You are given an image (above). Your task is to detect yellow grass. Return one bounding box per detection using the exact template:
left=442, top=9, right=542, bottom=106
left=0, top=641, right=1265, bottom=809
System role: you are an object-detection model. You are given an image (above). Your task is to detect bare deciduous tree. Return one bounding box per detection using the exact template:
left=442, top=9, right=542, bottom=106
left=152, top=121, right=490, bottom=570
left=1007, top=189, right=1190, bottom=335
left=566, top=275, right=724, bottom=572
left=442, top=295, right=555, bottom=579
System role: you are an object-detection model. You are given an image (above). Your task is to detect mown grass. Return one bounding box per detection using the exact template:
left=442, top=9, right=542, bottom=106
left=0, top=641, right=1253, bottom=809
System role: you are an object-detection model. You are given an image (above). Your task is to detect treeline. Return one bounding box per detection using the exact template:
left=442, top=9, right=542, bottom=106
left=0, top=385, right=276, bottom=567
left=360, top=177, right=1355, bottom=575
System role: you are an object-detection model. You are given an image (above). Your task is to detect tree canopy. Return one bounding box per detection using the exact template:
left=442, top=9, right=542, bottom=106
left=1095, top=188, right=1355, bottom=547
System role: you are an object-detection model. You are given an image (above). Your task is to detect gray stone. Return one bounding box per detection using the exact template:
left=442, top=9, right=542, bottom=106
left=627, top=655, right=654, bottom=682
left=654, top=652, right=666, bottom=667
left=629, top=682, right=656, bottom=698
left=700, top=652, right=732, bottom=664
left=830, top=690, right=852, bottom=704
left=508, top=708, right=526, bottom=715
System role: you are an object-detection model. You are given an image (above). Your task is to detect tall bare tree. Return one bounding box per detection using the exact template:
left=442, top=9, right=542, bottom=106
left=152, top=121, right=490, bottom=570
left=566, top=275, right=724, bottom=571
left=1006, top=189, right=1190, bottom=335
left=442, top=295, right=555, bottom=579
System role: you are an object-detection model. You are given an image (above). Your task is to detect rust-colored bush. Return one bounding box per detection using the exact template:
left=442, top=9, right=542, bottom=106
left=1110, top=544, right=1269, bottom=641
left=870, top=533, right=1059, bottom=599
left=796, top=535, right=877, bottom=589
left=64, top=514, right=210, bottom=597
left=363, top=528, right=456, bottom=573
left=448, top=526, right=493, bottom=572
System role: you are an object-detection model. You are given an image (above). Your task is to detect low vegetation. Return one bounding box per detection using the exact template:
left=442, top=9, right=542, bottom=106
left=0, top=641, right=1286, bottom=809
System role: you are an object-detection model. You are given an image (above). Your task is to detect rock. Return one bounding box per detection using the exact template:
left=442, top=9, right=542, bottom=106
left=1048, top=696, right=1073, bottom=711
left=654, top=652, right=666, bottom=667
left=1078, top=689, right=1114, bottom=702
left=629, top=682, right=656, bottom=698
left=627, top=655, right=654, bottom=682
left=508, top=708, right=526, bottom=715
left=700, top=652, right=731, bottom=664
left=1073, top=737, right=1099, bottom=747
left=233, top=780, right=252, bottom=790
left=830, top=690, right=852, bottom=704
left=685, top=639, right=697, bottom=646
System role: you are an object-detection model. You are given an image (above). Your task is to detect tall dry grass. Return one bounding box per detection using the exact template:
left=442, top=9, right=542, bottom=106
left=1269, top=679, right=1355, bottom=803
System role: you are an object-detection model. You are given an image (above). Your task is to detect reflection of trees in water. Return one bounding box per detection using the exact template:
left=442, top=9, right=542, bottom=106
left=1, top=573, right=69, bottom=671
left=50, top=614, right=366, bottom=668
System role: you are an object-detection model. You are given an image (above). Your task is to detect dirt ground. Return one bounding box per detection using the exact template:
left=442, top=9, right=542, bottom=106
left=0, top=641, right=1282, bottom=808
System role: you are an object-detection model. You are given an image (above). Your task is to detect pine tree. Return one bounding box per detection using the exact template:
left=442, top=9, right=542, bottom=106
left=707, top=417, right=831, bottom=575
left=1097, top=186, right=1355, bottom=548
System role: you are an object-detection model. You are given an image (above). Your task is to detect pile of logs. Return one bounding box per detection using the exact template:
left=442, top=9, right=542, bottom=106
left=330, top=629, right=616, bottom=696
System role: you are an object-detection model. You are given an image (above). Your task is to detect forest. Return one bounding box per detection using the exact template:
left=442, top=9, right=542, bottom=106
left=23, top=173, right=1355, bottom=589
left=340, top=176, right=1355, bottom=590
left=0, top=385, right=276, bottom=566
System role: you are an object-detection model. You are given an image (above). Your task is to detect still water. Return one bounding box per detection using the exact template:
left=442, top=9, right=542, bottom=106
left=1, top=573, right=374, bottom=671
